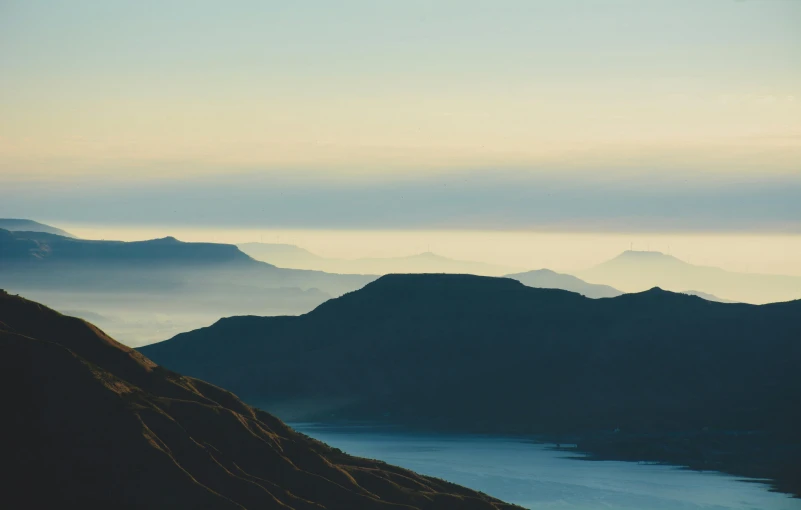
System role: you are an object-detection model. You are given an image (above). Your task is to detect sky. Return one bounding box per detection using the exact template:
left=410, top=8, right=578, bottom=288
left=1, top=0, right=800, bottom=237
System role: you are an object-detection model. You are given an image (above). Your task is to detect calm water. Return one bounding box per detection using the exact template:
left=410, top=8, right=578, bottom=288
left=293, top=424, right=801, bottom=510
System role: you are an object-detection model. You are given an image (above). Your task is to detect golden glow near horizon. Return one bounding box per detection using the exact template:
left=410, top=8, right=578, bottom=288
left=2, top=1, right=800, bottom=277
left=1, top=1, right=800, bottom=181
left=2, top=80, right=799, bottom=181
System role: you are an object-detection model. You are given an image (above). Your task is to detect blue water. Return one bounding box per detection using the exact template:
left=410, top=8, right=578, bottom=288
left=293, top=424, right=801, bottom=510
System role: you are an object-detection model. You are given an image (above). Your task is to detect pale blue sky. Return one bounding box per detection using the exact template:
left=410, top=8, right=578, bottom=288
left=0, top=0, right=799, bottom=232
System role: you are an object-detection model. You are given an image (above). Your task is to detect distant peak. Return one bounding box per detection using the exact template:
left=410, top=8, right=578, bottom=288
left=505, top=268, right=559, bottom=278
left=606, top=250, right=685, bottom=265
left=619, top=250, right=669, bottom=258
left=629, top=287, right=689, bottom=299
left=151, top=236, right=180, bottom=243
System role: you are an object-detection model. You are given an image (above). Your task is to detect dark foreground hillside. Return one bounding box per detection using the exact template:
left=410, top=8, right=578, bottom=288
left=141, top=274, right=801, bottom=496
left=0, top=289, right=519, bottom=510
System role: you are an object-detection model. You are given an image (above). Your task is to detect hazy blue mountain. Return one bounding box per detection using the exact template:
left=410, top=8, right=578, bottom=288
left=239, top=242, right=521, bottom=276
left=0, top=230, right=375, bottom=345
left=681, top=290, right=738, bottom=303
left=506, top=268, right=623, bottom=298
left=0, top=290, right=517, bottom=509
left=141, top=274, right=801, bottom=495
left=577, top=250, right=801, bottom=304
left=0, top=229, right=373, bottom=294
left=238, top=242, right=328, bottom=267
left=0, top=218, right=76, bottom=238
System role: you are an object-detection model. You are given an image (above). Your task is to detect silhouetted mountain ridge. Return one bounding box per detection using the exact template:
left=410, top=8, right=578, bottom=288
left=0, top=290, right=518, bottom=509
left=0, top=228, right=255, bottom=266
left=143, top=273, right=800, bottom=433
left=681, top=290, right=737, bottom=303
left=506, top=269, right=623, bottom=298
left=0, top=218, right=76, bottom=238
left=141, top=274, right=801, bottom=494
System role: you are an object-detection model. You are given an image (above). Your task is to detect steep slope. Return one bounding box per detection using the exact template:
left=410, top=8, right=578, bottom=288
left=506, top=269, right=623, bottom=298
left=577, top=250, right=801, bottom=304
left=0, top=290, right=519, bottom=510
left=141, top=274, right=801, bottom=495
left=0, top=218, right=76, bottom=237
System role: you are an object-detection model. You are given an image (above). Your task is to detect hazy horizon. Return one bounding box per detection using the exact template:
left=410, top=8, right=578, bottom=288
left=3, top=1, right=799, bottom=178
left=2, top=0, right=800, bottom=245
left=52, top=223, right=801, bottom=277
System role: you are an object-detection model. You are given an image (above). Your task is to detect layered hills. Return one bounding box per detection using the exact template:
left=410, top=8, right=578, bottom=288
left=577, top=250, right=801, bottom=304
left=239, top=242, right=520, bottom=276
left=0, top=218, right=76, bottom=237
left=0, top=289, right=518, bottom=509
left=0, top=229, right=375, bottom=344
left=142, top=274, right=801, bottom=494
left=506, top=269, right=623, bottom=298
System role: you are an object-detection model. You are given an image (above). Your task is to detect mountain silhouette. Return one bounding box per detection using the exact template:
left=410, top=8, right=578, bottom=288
left=680, top=290, right=737, bottom=303
left=239, top=243, right=521, bottom=276
left=0, top=289, right=519, bottom=509
left=0, top=230, right=375, bottom=345
left=577, top=250, right=801, bottom=304
left=141, top=274, right=801, bottom=495
left=506, top=268, right=623, bottom=298
left=4, top=230, right=250, bottom=265
left=0, top=218, right=76, bottom=238
left=0, top=229, right=373, bottom=292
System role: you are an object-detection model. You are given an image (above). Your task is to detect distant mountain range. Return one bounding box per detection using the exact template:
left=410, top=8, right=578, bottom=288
left=0, top=229, right=373, bottom=297
left=680, top=289, right=737, bottom=303
left=0, top=229, right=375, bottom=345
left=0, top=218, right=76, bottom=238
left=576, top=250, right=801, bottom=304
left=1, top=230, right=250, bottom=265
left=141, top=274, right=801, bottom=495
left=506, top=269, right=623, bottom=298
left=0, top=290, right=518, bottom=509
left=241, top=243, right=790, bottom=303
left=239, top=243, right=521, bottom=276
left=508, top=268, right=737, bottom=302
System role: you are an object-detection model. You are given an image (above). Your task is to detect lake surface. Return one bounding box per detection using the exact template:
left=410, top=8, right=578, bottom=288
left=293, top=424, right=801, bottom=510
